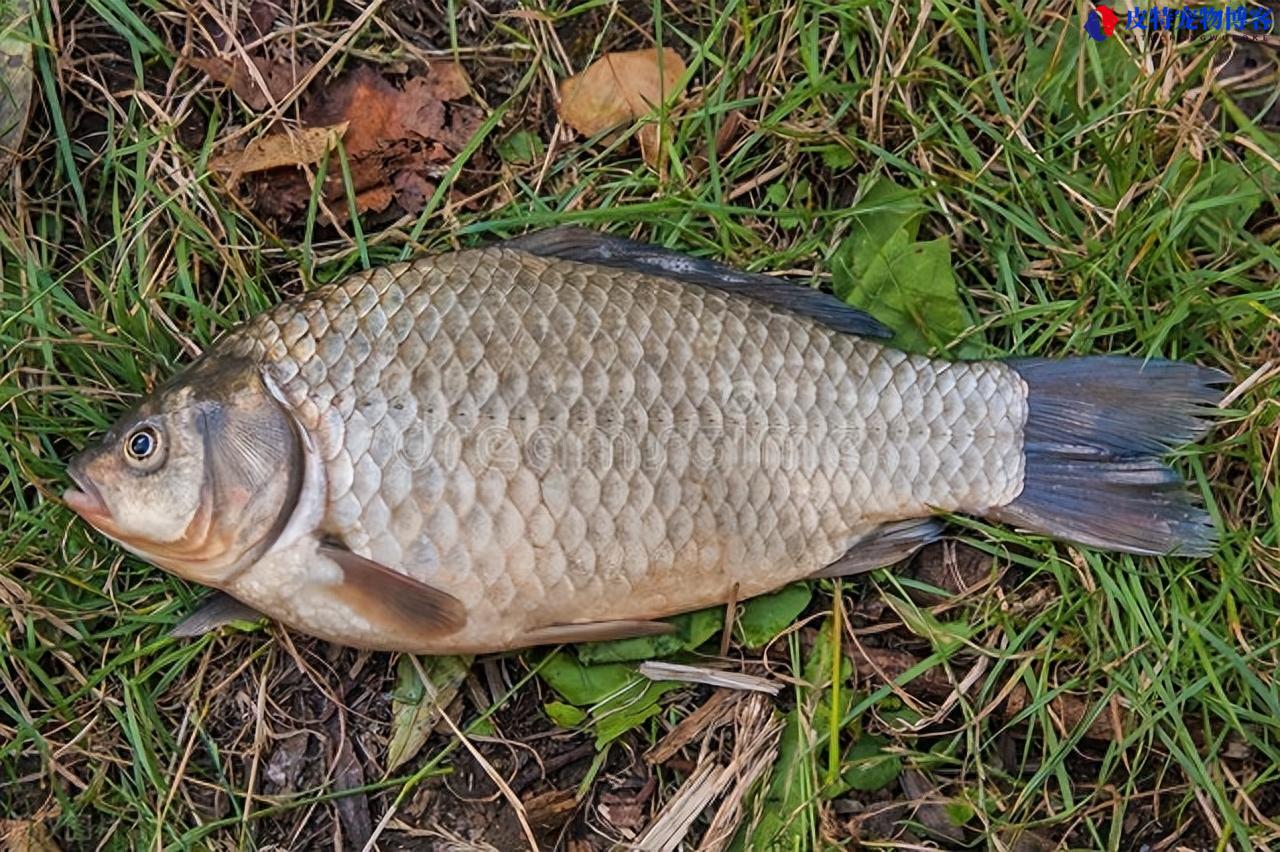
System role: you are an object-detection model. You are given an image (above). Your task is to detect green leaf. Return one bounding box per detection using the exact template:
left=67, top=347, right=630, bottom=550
left=538, top=653, right=682, bottom=746
left=1019, top=24, right=1140, bottom=117
left=764, top=181, right=789, bottom=208
left=832, top=176, right=980, bottom=357
left=945, top=799, right=976, bottom=826
left=539, top=652, right=637, bottom=706
left=765, top=178, right=812, bottom=228
left=576, top=607, right=723, bottom=664
left=544, top=701, right=587, bottom=728
left=496, top=129, right=544, bottom=164
left=593, top=680, right=682, bottom=747
left=819, top=145, right=855, bottom=170
left=847, top=176, right=923, bottom=255
left=387, top=654, right=473, bottom=771
left=802, top=616, right=851, bottom=687
left=841, top=734, right=902, bottom=792
left=735, top=583, right=812, bottom=650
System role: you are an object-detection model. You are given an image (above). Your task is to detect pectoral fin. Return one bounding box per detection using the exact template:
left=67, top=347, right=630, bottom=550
left=811, top=518, right=945, bottom=578
left=169, top=590, right=267, bottom=638
left=522, top=618, right=676, bottom=647
left=321, top=544, right=466, bottom=638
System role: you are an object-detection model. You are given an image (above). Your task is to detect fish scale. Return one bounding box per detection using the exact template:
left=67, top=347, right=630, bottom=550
left=221, top=246, right=1026, bottom=651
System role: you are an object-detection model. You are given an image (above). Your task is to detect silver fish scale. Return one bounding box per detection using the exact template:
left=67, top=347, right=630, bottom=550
left=229, top=247, right=1026, bottom=648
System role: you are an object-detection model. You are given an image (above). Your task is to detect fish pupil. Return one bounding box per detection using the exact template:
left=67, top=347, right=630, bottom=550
left=128, top=429, right=155, bottom=459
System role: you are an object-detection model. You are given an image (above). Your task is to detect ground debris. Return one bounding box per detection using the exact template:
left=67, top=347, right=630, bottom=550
left=0, top=818, right=61, bottom=852
left=203, top=63, right=483, bottom=226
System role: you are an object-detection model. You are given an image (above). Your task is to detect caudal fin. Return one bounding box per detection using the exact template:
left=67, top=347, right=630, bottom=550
left=988, top=356, right=1228, bottom=557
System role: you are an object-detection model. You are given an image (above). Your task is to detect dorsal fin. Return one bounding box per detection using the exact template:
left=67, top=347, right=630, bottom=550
left=503, top=227, right=893, bottom=339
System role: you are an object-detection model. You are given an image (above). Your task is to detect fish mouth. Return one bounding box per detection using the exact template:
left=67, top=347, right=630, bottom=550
left=63, top=464, right=112, bottom=528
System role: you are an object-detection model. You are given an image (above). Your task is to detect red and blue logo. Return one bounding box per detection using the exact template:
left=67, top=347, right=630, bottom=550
left=1084, top=4, right=1122, bottom=39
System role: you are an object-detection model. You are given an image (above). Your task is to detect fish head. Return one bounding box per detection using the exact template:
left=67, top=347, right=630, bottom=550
left=64, top=357, right=305, bottom=586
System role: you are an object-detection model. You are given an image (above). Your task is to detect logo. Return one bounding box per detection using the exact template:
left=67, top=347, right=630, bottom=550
left=1084, top=4, right=1121, bottom=39
left=1084, top=4, right=1275, bottom=40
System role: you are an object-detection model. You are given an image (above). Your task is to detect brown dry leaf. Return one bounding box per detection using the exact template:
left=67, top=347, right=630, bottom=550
left=189, top=54, right=302, bottom=111
left=209, top=123, right=345, bottom=177
left=558, top=48, right=686, bottom=167
left=240, top=64, right=481, bottom=223
left=224, top=63, right=482, bottom=225
left=303, top=64, right=476, bottom=158
left=0, top=819, right=62, bottom=852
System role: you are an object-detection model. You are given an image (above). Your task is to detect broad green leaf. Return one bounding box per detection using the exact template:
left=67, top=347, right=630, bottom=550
left=945, top=799, right=977, bottom=826
left=539, top=653, right=683, bottom=746
left=593, top=680, right=682, bottom=747
left=802, top=616, right=851, bottom=687
left=845, top=176, right=923, bottom=264
left=841, top=734, right=902, bottom=792
left=387, top=654, right=473, bottom=771
left=765, top=178, right=812, bottom=228
left=1019, top=23, right=1140, bottom=117
left=497, top=129, right=544, bottom=164
left=576, top=607, right=723, bottom=664
left=832, top=176, right=979, bottom=357
left=834, top=231, right=979, bottom=357
left=735, top=584, right=812, bottom=650
left=539, top=652, right=637, bottom=706
left=819, top=144, right=855, bottom=170
left=544, top=701, right=587, bottom=728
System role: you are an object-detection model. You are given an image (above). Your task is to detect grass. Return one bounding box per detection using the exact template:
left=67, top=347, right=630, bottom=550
left=1, top=0, right=1277, bottom=848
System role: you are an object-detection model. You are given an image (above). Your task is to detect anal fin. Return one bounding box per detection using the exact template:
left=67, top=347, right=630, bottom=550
left=522, top=619, right=676, bottom=647
left=811, top=518, right=945, bottom=578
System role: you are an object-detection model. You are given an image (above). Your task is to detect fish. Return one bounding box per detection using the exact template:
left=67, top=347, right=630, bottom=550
left=63, top=227, right=1227, bottom=654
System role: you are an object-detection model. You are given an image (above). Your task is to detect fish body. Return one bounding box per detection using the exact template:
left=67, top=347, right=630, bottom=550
left=64, top=229, right=1224, bottom=653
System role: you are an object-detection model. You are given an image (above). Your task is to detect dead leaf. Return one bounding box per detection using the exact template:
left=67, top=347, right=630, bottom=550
left=386, top=654, right=472, bottom=772
left=247, top=0, right=276, bottom=39
left=907, top=540, right=993, bottom=605
left=0, top=0, right=33, bottom=174
left=303, top=64, right=478, bottom=158
left=209, top=123, right=345, bottom=177
left=0, top=818, right=61, bottom=852
left=234, top=63, right=483, bottom=225
left=558, top=48, right=686, bottom=168
left=393, top=170, right=435, bottom=211
left=899, top=770, right=966, bottom=846
left=524, top=788, right=579, bottom=830
left=422, top=60, right=470, bottom=101
left=189, top=54, right=302, bottom=111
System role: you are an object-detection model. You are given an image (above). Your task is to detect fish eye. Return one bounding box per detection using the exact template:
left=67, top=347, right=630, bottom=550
left=125, top=426, right=160, bottom=462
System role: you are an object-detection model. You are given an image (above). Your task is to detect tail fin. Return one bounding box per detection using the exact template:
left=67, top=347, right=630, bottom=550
left=988, top=356, right=1227, bottom=557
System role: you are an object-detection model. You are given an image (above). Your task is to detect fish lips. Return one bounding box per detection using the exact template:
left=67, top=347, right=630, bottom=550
left=63, top=456, right=112, bottom=528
